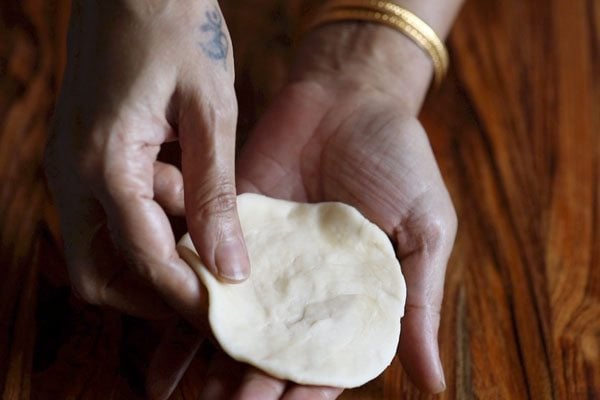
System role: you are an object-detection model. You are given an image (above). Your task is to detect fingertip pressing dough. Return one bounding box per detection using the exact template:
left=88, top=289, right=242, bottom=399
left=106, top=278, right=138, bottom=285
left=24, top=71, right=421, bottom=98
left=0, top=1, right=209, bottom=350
left=177, top=193, right=406, bottom=388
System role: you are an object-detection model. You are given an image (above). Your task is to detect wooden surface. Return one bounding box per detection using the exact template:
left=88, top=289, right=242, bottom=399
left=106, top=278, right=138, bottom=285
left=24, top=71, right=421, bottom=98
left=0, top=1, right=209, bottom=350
left=1, top=0, right=598, bottom=398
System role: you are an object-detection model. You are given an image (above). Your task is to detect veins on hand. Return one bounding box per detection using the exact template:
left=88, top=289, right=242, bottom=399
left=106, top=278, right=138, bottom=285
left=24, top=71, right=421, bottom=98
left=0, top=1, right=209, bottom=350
left=199, top=9, right=228, bottom=68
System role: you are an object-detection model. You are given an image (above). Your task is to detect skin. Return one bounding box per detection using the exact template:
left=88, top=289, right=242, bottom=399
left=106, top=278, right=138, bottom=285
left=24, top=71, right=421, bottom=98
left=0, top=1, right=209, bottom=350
left=45, top=0, right=249, bottom=326
left=234, top=26, right=457, bottom=396
left=147, top=9, right=461, bottom=400
left=46, top=0, right=463, bottom=399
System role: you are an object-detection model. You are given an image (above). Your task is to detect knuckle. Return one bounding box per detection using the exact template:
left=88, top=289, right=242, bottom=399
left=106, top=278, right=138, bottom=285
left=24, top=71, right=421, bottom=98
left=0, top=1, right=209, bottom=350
left=192, top=186, right=237, bottom=218
left=242, top=373, right=283, bottom=398
left=214, top=83, right=237, bottom=105
left=132, top=261, right=160, bottom=287
left=71, top=279, right=103, bottom=306
left=208, top=98, right=238, bottom=128
left=202, top=80, right=237, bottom=115
left=318, top=388, right=343, bottom=400
left=420, top=213, right=456, bottom=252
left=112, top=239, right=156, bottom=282
left=405, top=303, right=442, bottom=315
left=119, top=239, right=176, bottom=287
left=135, top=254, right=169, bottom=286
left=180, top=84, right=238, bottom=123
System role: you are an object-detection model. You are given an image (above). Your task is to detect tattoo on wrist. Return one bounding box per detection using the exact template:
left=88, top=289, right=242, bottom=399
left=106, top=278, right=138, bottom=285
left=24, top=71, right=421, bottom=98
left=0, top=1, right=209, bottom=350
left=199, top=9, right=228, bottom=68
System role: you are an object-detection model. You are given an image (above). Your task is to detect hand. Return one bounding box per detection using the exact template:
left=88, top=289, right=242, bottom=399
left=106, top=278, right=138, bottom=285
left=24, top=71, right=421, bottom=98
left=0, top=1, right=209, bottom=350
left=145, top=20, right=457, bottom=400
left=45, top=0, right=249, bottom=329
left=235, top=23, right=457, bottom=395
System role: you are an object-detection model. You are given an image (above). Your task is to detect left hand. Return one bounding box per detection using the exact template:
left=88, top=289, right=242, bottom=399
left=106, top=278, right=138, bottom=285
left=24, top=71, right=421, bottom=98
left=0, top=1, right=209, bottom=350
left=233, top=22, right=457, bottom=397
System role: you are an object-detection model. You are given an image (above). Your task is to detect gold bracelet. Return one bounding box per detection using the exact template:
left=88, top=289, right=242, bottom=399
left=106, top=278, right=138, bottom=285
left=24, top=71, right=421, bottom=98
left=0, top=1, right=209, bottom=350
left=302, top=0, right=449, bottom=86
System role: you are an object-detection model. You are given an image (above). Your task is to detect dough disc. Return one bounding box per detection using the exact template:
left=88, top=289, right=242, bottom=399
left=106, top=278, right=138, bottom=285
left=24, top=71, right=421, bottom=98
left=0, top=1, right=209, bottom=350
left=178, top=193, right=406, bottom=388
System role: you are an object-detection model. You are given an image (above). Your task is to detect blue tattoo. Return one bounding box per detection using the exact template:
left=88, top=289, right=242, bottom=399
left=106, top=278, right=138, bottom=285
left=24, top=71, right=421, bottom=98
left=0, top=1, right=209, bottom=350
left=199, top=9, right=228, bottom=67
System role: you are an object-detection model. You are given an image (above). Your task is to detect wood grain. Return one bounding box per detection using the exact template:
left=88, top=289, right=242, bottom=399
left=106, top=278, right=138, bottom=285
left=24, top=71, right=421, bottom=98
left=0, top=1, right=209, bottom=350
left=0, top=0, right=598, bottom=399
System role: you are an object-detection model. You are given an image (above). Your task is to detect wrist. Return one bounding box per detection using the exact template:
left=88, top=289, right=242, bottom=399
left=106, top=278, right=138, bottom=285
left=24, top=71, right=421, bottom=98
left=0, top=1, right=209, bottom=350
left=290, top=21, right=433, bottom=114
left=290, top=0, right=463, bottom=115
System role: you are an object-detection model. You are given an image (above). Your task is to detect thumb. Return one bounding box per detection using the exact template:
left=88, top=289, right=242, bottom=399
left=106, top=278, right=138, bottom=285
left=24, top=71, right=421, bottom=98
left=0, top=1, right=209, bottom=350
left=396, top=201, right=457, bottom=393
left=178, top=88, right=250, bottom=282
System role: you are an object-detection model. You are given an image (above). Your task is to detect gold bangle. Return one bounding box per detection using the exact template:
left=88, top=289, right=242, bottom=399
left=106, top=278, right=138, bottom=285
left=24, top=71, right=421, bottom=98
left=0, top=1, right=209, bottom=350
left=302, top=1, right=449, bottom=86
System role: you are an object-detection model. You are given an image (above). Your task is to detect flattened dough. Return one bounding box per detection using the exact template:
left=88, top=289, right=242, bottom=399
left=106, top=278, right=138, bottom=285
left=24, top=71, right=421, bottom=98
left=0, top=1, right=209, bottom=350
left=178, top=193, right=406, bottom=388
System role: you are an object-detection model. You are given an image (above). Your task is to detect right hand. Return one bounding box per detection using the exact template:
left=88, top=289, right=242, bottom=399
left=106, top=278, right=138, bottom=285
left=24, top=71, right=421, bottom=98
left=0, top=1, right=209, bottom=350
left=45, top=0, right=249, bottom=332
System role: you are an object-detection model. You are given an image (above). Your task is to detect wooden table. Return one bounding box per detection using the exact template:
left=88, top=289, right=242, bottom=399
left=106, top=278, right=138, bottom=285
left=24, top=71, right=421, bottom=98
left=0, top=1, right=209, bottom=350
left=1, top=0, right=598, bottom=398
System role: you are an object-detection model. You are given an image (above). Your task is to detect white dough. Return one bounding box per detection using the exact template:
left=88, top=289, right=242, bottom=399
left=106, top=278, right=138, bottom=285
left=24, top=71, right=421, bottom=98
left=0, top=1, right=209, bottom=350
left=177, top=193, right=406, bottom=388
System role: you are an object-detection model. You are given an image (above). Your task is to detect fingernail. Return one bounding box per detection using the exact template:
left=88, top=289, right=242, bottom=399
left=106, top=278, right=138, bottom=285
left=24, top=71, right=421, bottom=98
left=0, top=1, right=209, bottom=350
left=215, top=237, right=249, bottom=282
left=436, top=358, right=447, bottom=393
left=439, top=374, right=447, bottom=392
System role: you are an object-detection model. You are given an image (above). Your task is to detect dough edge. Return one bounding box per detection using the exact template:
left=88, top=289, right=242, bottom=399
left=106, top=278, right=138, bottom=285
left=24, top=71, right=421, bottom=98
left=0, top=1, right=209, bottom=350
left=177, top=193, right=406, bottom=388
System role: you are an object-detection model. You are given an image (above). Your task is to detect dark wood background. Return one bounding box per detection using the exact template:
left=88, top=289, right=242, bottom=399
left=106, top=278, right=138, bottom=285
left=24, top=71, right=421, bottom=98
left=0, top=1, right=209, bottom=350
left=1, top=0, right=598, bottom=398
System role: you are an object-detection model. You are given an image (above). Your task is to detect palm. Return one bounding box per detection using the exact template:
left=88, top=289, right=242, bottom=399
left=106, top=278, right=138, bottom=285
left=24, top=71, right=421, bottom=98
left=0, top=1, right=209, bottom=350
left=239, top=81, right=449, bottom=239
left=237, top=80, right=457, bottom=393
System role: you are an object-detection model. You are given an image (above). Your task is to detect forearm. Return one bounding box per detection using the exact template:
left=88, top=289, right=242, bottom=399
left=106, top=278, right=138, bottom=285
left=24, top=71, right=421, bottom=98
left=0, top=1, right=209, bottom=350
left=394, top=0, right=463, bottom=38
left=291, top=0, right=464, bottom=114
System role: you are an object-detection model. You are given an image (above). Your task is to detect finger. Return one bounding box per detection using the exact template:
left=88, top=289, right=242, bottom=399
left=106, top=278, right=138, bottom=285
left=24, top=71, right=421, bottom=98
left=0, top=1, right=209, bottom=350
left=101, top=269, right=172, bottom=319
left=146, top=319, right=205, bottom=400
left=281, top=385, right=343, bottom=400
left=104, top=183, right=204, bottom=326
left=90, top=224, right=173, bottom=319
left=92, top=119, right=206, bottom=328
left=395, top=203, right=457, bottom=393
left=153, top=161, right=185, bottom=216
left=198, top=352, right=245, bottom=400
left=233, top=369, right=286, bottom=400
left=178, top=85, right=251, bottom=282
left=47, top=103, right=187, bottom=319
left=56, top=190, right=172, bottom=319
